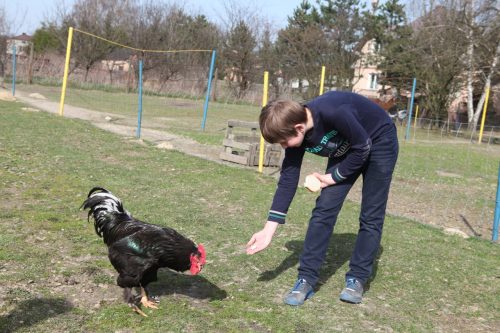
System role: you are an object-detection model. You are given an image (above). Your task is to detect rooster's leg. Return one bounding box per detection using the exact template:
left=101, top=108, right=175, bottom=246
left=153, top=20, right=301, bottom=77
left=124, top=287, right=148, bottom=317
left=140, top=286, right=159, bottom=309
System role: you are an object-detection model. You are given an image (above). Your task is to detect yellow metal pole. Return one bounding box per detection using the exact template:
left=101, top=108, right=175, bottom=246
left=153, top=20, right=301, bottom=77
left=413, top=105, right=419, bottom=141
left=258, top=71, right=269, bottom=173
left=478, top=87, right=490, bottom=144
left=59, top=27, right=74, bottom=116
left=319, top=66, right=325, bottom=95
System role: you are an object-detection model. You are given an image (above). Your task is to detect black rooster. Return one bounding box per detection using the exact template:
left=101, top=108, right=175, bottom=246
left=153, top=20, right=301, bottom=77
left=81, top=187, right=206, bottom=316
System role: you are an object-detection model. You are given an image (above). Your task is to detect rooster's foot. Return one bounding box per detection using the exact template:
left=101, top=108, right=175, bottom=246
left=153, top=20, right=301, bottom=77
left=140, top=296, right=159, bottom=309
left=128, top=303, right=148, bottom=317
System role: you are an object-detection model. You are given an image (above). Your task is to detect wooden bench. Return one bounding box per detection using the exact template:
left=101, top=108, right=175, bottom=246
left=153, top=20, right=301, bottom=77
left=220, top=119, right=284, bottom=167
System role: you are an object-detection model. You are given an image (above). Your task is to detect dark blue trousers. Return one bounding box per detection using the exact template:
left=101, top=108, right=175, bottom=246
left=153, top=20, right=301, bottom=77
left=298, top=124, right=399, bottom=287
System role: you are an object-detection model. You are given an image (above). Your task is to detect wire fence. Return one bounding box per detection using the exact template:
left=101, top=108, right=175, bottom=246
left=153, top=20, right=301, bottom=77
left=391, top=116, right=500, bottom=146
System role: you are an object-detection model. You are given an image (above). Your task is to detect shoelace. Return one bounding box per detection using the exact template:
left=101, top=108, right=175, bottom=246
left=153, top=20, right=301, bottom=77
left=346, top=278, right=360, bottom=291
left=292, top=279, right=308, bottom=293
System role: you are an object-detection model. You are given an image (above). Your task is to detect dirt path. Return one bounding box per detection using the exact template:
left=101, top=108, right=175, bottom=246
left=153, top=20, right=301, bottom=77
left=15, top=90, right=217, bottom=155
left=11, top=90, right=281, bottom=174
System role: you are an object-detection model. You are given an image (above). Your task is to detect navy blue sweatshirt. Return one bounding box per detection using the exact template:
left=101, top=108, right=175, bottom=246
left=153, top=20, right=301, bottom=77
left=267, top=91, right=394, bottom=224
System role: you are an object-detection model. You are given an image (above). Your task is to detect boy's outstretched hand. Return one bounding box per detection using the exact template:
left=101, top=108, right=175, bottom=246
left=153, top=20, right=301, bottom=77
left=246, top=221, right=278, bottom=254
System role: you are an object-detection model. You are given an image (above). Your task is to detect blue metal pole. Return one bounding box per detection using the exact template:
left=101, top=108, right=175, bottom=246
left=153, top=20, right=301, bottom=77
left=12, top=44, right=16, bottom=96
left=405, top=78, right=417, bottom=141
left=201, top=50, right=217, bottom=131
left=493, top=162, right=500, bottom=241
left=136, top=59, right=143, bottom=138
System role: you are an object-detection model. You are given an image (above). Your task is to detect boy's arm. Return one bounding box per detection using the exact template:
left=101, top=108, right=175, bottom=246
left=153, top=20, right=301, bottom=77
left=246, top=147, right=304, bottom=255
left=266, top=147, right=305, bottom=224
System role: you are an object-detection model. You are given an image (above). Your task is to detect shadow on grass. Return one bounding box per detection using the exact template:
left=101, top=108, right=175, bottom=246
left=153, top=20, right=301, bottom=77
left=147, top=271, right=228, bottom=302
left=0, top=298, right=73, bottom=333
left=257, top=233, right=383, bottom=292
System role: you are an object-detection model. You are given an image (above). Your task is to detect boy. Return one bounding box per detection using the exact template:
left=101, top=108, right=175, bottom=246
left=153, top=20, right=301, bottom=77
left=246, top=91, right=399, bottom=305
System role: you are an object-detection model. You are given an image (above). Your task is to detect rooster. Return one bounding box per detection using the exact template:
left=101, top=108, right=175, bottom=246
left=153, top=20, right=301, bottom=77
left=81, top=187, right=206, bottom=317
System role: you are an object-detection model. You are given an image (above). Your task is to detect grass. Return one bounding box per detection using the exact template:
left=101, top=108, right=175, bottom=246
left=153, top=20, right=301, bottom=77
left=0, top=98, right=499, bottom=332
left=10, top=85, right=500, bottom=238
left=11, top=83, right=500, bottom=242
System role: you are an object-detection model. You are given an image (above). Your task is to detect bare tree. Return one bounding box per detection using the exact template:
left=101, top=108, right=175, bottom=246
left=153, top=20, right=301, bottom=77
left=217, top=0, right=265, bottom=99
left=258, top=25, right=284, bottom=99
left=460, top=0, right=499, bottom=128
left=0, top=5, right=9, bottom=84
left=0, top=4, right=25, bottom=85
left=123, top=1, right=219, bottom=94
left=48, top=0, right=134, bottom=81
left=407, top=0, right=499, bottom=126
left=464, top=0, right=476, bottom=125
left=472, top=41, right=499, bottom=127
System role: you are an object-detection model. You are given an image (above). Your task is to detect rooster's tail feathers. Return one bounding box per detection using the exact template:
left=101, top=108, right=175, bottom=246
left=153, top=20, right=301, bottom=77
left=81, top=187, right=131, bottom=238
left=86, top=186, right=111, bottom=198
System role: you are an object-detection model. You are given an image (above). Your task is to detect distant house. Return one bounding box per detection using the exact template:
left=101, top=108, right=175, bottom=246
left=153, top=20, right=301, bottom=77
left=6, top=33, right=32, bottom=58
left=351, top=1, right=388, bottom=100
left=101, top=49, right=134, bottom=72
left=352, top=39, right=382, bottom=99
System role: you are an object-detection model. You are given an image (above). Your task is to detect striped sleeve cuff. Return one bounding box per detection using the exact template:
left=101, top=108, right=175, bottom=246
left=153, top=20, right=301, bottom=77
left=331, top=167, right=346, bottom=183
left=268, top=210, right=287, bottom=224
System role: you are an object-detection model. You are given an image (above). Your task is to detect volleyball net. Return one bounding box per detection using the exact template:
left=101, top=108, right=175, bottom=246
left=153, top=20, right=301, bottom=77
left=58, top=27, right=216, bottom=134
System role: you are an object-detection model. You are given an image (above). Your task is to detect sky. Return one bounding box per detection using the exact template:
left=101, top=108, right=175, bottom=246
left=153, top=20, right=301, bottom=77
left=3, top=0, right=310, bottom=36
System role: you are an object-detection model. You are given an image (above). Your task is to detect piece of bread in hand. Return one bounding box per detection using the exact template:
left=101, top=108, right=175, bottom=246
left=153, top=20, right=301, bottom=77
left=304, top=175, right=321, bottom=192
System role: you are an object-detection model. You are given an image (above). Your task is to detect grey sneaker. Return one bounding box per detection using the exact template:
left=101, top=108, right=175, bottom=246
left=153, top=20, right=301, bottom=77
left=283, top=278, right=315, bottom=306
left=339, top=277, right=364, bottom=304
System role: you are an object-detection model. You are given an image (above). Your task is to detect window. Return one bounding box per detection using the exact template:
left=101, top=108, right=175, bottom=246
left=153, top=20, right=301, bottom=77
left=369, top=74, right=378, bottom=90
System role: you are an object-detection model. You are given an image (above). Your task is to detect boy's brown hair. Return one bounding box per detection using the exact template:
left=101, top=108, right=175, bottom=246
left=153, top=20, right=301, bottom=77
left=259, top=100, right=307, bottom=143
